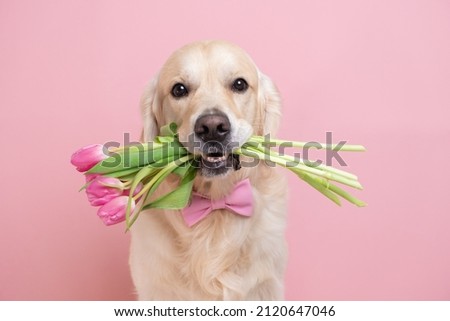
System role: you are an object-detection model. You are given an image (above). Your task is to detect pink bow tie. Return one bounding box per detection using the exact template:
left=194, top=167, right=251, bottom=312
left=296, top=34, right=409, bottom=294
left=182, top=178, right=253, bottom=227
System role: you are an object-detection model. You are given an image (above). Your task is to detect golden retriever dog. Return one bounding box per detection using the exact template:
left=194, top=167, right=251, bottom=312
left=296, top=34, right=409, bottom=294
left=129, top=40, right=287, bottom=300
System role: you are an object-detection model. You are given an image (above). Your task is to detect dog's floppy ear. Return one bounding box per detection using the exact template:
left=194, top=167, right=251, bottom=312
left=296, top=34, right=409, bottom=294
left=140, top=77, right=159, bottom=142
left=258, top=72, right=282, bottom=136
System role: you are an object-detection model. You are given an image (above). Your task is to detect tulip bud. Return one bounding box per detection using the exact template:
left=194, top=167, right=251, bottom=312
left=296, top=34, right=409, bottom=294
left=70, top=144, right=108, bottom=172
left=85, top=173, right=100, bottom=182
left=97, top=196, right=135, bottom=226
left=86, top=176, right=124, bottom=206
left=122, top=182, right=144, bottom=197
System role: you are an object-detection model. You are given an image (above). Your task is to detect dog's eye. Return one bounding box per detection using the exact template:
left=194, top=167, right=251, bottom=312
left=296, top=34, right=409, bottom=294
left=171, top=83, right=189, bottom=98
left=231, top=78, right=248, bottom=93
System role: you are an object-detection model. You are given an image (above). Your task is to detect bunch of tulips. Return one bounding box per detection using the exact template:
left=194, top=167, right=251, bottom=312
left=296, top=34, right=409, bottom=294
left=71, top=123, right=365, bottom=229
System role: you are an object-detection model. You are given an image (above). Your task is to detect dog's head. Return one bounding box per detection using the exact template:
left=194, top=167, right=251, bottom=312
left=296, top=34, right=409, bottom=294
left=141, top=40, right=281, bottom=177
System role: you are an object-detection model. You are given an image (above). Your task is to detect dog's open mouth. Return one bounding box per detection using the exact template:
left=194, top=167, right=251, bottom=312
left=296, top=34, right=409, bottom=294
left=201, top=152, right=228, bottom=168
left=198, top=152, right=241, bottom=177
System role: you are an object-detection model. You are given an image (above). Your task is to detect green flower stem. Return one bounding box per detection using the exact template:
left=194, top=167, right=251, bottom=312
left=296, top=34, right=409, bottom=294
left=327, top=183, right=366, bottom=207
left=248, top=136, right=366, bottom=152
left=126, top=154, right=194, bottom=230
left=292, top=169, right=366, bottom=207
left=237, top=146, right=363, bottom=190
left=124, top=154, right=190, bottom=227
left=270, top=151, right=358, bottom=181
left=295, top=171, right=342, bottom=206
left=133, top=155, right=193, bottom=201
left=122, top=180, right=132, bottom=187
left=243, top=142, right=359, bottom=181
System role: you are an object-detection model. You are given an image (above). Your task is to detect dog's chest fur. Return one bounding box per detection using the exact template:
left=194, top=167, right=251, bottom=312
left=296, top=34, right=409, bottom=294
left=129, top=167, right=287, bottom=300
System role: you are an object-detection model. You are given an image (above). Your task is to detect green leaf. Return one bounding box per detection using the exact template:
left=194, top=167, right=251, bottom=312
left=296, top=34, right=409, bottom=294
left=87, top=143, right=188, bottom=174
left=86, top=146, right=158, bottom=174
left=142, top=163, right=197, bottom=210
left=125, top=160, right=187, bottom=230
left=103, top=167, right=141, bottom=178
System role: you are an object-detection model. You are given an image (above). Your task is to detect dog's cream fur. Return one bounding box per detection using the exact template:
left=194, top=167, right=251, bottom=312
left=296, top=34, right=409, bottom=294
left=129, top=40, right=287, bottom=300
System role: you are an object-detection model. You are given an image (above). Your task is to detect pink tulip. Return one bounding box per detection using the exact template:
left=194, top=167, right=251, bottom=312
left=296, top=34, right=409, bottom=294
left=97, top=196, right=135, bottom=226
left=86, top=176, right=124, bottom=206
left=71, top=144, right=108, bottom=172
left=85, top=173, right=100, bottom=182
left=122, top=182, right=143, bottom=197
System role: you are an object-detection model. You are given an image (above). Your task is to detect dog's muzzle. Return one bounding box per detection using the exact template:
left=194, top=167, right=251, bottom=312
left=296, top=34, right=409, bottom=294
left=193, top=111, right=240, bottom=176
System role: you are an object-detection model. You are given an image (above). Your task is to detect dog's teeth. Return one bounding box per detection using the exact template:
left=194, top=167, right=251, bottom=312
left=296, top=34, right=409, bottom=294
left=206, top=156, right=226, bottom=163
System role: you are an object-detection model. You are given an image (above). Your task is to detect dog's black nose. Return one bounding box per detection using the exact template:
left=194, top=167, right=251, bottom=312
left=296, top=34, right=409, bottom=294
left=194, top=113, right=231, bottom=142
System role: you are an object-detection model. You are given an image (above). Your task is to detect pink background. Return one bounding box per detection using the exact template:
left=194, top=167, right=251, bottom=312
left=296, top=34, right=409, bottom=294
left=1, top=0, right=449, bottom=300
